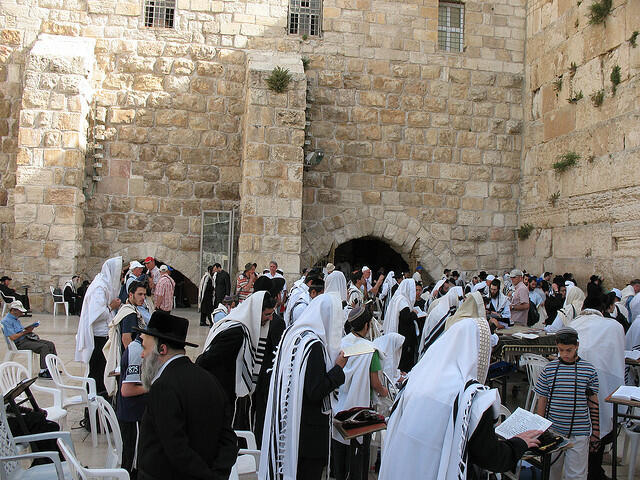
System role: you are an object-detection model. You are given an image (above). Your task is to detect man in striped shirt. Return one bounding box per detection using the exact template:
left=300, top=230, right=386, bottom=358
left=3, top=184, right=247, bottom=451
left=535, top=327, right=600, bottom=480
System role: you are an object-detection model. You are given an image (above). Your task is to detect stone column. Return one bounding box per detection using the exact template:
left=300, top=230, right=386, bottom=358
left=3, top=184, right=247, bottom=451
left=12, top=34, right=95, bottom=311
left=238, top=53, right=306, bottom=285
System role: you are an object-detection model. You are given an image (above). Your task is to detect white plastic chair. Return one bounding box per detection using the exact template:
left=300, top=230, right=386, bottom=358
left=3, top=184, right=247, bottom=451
left=57, top=438, right=129, bottom=480
left=0, top=401, right=73, bottom=480
left=234, top=430, right=260, bottom=476
left=95, top=397, right=123, bottom=469
left=50, top=287, right=68, bottom=317
left=0, top=325, right=36, bottom=378
left=520, top=353, right=549, bottom=412
left=0, top=362, right=67, bottom=430
left=45, top=355, right=98, bottom=447
left=0, top=292, right=14, bottom=318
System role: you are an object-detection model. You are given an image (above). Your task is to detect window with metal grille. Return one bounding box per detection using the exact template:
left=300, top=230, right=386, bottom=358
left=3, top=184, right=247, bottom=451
left=144, top=0, right=176, bottom=28
left=288, top=0, right=321, bottom=36
left=438, top=2, right=464, bottom=52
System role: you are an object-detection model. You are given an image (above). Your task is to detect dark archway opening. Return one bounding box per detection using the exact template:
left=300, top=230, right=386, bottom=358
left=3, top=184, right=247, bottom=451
left=333, top=237, right=409, bottom=277
left=132, top=259, right=197, bottom=308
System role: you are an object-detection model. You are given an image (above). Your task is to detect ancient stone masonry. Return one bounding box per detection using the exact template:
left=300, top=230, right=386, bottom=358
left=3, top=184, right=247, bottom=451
left=519, top=0, right=640, bottom=285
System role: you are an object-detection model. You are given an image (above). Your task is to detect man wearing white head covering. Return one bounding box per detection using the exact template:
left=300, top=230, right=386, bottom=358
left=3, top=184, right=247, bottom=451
left=627, top=279, right=640, bottom=324
left=75, top=256, right=123, bottom=396
left=380, top=316, right=540, bottom=480
left=197, top=291, right=276, bottom=413
left=571, top=292, right=625, bottom=478
left=544, top=285, right=585, bottom=333
left=259, top=294, right=347, bottom=480
left=419, top=286, right=464, bottom=358
left=619, top=284, right=636, bottom=321
left=325, top=270, right=348, bottom=305
left=383, top=278, right=420, bottom=372
left=373, top=332, right=405, bottom=384
left=473, top=274, right=494, bottom=297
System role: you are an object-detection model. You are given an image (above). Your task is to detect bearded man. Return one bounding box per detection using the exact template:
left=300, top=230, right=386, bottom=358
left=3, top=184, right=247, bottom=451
left=135, top=311, right=238, bottom=480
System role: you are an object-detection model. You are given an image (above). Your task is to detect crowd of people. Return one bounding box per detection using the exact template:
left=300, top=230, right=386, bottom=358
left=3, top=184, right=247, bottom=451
left=2, top=256, right=640, bottom=480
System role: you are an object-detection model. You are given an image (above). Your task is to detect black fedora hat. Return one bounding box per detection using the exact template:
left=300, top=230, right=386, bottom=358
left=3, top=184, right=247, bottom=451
left=133, top=311, right=198, bottom=348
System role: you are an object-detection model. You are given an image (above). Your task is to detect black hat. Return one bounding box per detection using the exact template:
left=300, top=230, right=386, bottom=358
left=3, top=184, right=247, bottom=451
left=133, top=311, right=198, bottom=348
left=253, top=275, right=273, bottom=293
left=0, top=276, right=11, bottom=282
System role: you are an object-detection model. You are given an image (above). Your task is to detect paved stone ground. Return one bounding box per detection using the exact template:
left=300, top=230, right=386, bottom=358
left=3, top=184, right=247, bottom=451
left=1, top=308, right=633, bottom=479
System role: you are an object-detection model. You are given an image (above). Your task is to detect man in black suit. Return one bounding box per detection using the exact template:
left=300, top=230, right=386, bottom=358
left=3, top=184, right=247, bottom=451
left=213, top=263, right=231, bottom=310
left=135, top=311, right=238, bottom=480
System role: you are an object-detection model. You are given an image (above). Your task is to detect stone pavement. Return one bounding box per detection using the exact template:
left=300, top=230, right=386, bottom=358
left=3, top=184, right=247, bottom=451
left=1, top=308, right=637, bottom=479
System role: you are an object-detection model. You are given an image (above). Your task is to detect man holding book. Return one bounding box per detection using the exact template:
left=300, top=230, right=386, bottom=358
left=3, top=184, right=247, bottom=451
left=535, top=327, right=600, bottom=480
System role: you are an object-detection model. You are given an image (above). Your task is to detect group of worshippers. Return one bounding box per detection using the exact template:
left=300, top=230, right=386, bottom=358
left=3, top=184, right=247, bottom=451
left=68, top=254, right=640, bottom=480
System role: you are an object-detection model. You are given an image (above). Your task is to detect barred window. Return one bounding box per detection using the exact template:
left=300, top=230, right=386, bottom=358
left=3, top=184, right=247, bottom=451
left=144, top=0, right=176, bottom=28
left=288, top=0, right=321, bottom=36
left=438, top=2, right=464, bottom=52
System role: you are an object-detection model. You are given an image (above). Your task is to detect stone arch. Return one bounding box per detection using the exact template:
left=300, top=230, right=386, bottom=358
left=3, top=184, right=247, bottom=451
left=301, top=208, right=455, bottom=281
left=84, top=242, right=200, bottom=285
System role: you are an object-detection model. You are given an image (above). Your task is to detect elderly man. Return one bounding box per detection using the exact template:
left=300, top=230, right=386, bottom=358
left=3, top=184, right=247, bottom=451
left=236, top=263, right=256, bottom=303
left=1, top=301, right=56, bottom=378
left=0, top=276, right=31, bottom=312
left=509, top=269, right=530, bottom=326
left=154, top=265, right=175, bottom=313
left=135, top=311, right=237, bottom=480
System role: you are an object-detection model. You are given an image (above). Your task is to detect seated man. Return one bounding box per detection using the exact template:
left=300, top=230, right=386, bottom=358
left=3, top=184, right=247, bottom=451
left=1, top=301, right=56, bottom=378
left=0, top=276, right=31, bottom=312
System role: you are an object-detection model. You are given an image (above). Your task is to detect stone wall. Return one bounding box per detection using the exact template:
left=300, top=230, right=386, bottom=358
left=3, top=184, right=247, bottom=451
left=300, top=0, right=526, bottom=278
left=518, top=0, right=640, bottom=286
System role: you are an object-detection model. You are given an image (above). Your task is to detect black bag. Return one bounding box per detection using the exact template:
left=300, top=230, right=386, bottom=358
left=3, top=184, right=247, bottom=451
left=527, top=300, right=540, bottom=327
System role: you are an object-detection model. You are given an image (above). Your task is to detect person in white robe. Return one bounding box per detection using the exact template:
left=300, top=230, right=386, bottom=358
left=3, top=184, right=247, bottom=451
left=380, top=315, right=539, bottom=480
left=259, top=294, right=346, bottom=480
left=418, top=286, right=464, bottom=357
left=325, top=270, right=348, bottom=305
left=571, top=298, right=625, bottom=477
left=75, top=256, right=122, bottom=396
left=544, top=285, right=585, bottom=333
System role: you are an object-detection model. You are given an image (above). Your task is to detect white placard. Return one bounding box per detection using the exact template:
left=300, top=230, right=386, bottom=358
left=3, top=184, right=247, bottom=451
left=495, top=407, right=552, bottom=439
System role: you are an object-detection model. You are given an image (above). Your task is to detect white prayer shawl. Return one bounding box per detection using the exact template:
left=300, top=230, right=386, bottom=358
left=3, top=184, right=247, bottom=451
left=446, top=292, right=486, bottom=330
left=203, top=291, right=268, bottom=397
left=379, top=317, right=496, bottom=480
left=259, top=294, right=343, bottom=480
left=290, top=292, right=311, bottom=326
left=325, top=271, right=348, bottom=303
left=102, top=303, right=140, bottom=397
left=572, top=309, right=625, bottom=438
left=431, top=278, right=446, bottom=299
left=380, top=271, right=395, bottom=300
left=284, top=283, right=308, bottom=326
left=333, top=333, right=376, bottom=444
left=382, top=279, right=416, bottom=335
left=630, top=294, right=640, bottom=324
left=419, top=286, right=464, bottom=357
left=619, top=285, right=635, bottom=320
left=197, top=272, right=212, bottom=311
left=75, top=257, right=122, bottom=363
left=347, top=283, right=364, bottom=306
left=373, top=332, right=405, bottom=383
left=626, top=312, right=640, bottom=351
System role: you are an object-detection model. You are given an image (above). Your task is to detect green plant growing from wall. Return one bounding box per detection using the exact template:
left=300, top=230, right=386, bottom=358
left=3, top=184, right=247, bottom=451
left=568, top=90, right=583, bottom=103
left=590, top=89, right=604, bottom=107
left=630, top=31, right=639, bottom=48
left=553, top=152, right=580, bottom=172
left=569, top=62, right=578, bottom=76
left=553, top=77, right=563, bottom=94
left=588, top=0, right=612, bottom=25
left=610, top=65, right=621, bottom=94
left=266, top=66, right=293, bottom=93
left=302, top=34, right=308, bottom=41
left=518, top=224, right=535, bottom=240
left=548, top=191, right=561, bottom=207
left=301, top=57, right=311, bottom=71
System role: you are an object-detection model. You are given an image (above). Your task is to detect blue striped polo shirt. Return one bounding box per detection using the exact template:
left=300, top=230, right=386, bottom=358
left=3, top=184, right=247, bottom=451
left=534, top=358, right=599, bottom=436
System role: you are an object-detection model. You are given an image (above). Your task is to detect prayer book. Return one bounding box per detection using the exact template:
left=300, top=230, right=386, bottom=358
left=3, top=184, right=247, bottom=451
left=611, top=386, right=640, bottom=401
left=625, top=350, right=640, bottom=361
left=512, top=332, right=539, bottom=340
left=495, top=407, right=552, bottom=439
left=343, top=343, right=376, bottom=357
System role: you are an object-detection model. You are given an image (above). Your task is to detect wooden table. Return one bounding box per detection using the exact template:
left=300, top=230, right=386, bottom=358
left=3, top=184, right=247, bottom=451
left=494, top=327, right=557, bottom=362
left=605, top=392, right=640, bottom=479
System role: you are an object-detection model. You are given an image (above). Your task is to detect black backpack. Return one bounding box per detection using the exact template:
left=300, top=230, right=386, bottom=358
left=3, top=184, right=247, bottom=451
left=527, top=300, right=540, bottom=327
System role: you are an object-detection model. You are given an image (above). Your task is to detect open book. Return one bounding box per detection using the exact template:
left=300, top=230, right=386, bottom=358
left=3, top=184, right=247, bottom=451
left=611, top=386, right=640, bottom=401
left=495, top=407, right=552, bottom=439
left=343, top=343, right=376, bottom=358
left=625, top=350, right=640, bottom=361
left=512, top=332, right=539, bottom=340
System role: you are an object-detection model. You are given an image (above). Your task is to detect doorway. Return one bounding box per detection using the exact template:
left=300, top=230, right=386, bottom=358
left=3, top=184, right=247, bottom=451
left=332, top=237, right=409, bottom=277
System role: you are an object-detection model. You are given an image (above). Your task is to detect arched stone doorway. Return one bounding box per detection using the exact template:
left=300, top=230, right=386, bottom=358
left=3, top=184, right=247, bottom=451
left=333, top=237, right=409, bottom=277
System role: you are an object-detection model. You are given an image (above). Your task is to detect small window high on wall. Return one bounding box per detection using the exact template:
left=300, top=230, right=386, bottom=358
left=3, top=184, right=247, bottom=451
left=144, top=0, right=176, bottom=28
left=438, top=2, right=464, bottom=52
left=288, top=0, right=321, bottom=36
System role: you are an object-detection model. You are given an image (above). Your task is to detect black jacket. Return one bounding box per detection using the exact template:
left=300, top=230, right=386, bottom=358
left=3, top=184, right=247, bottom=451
left=214, top=270, right=232, bottom=306
left=137, top=356, right=238, bottom=480
left=299, top=342, right=345, bottom=460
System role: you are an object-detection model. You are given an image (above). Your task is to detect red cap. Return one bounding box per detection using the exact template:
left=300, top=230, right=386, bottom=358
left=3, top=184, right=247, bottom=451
left=143, top=256, right=154, bottom=263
